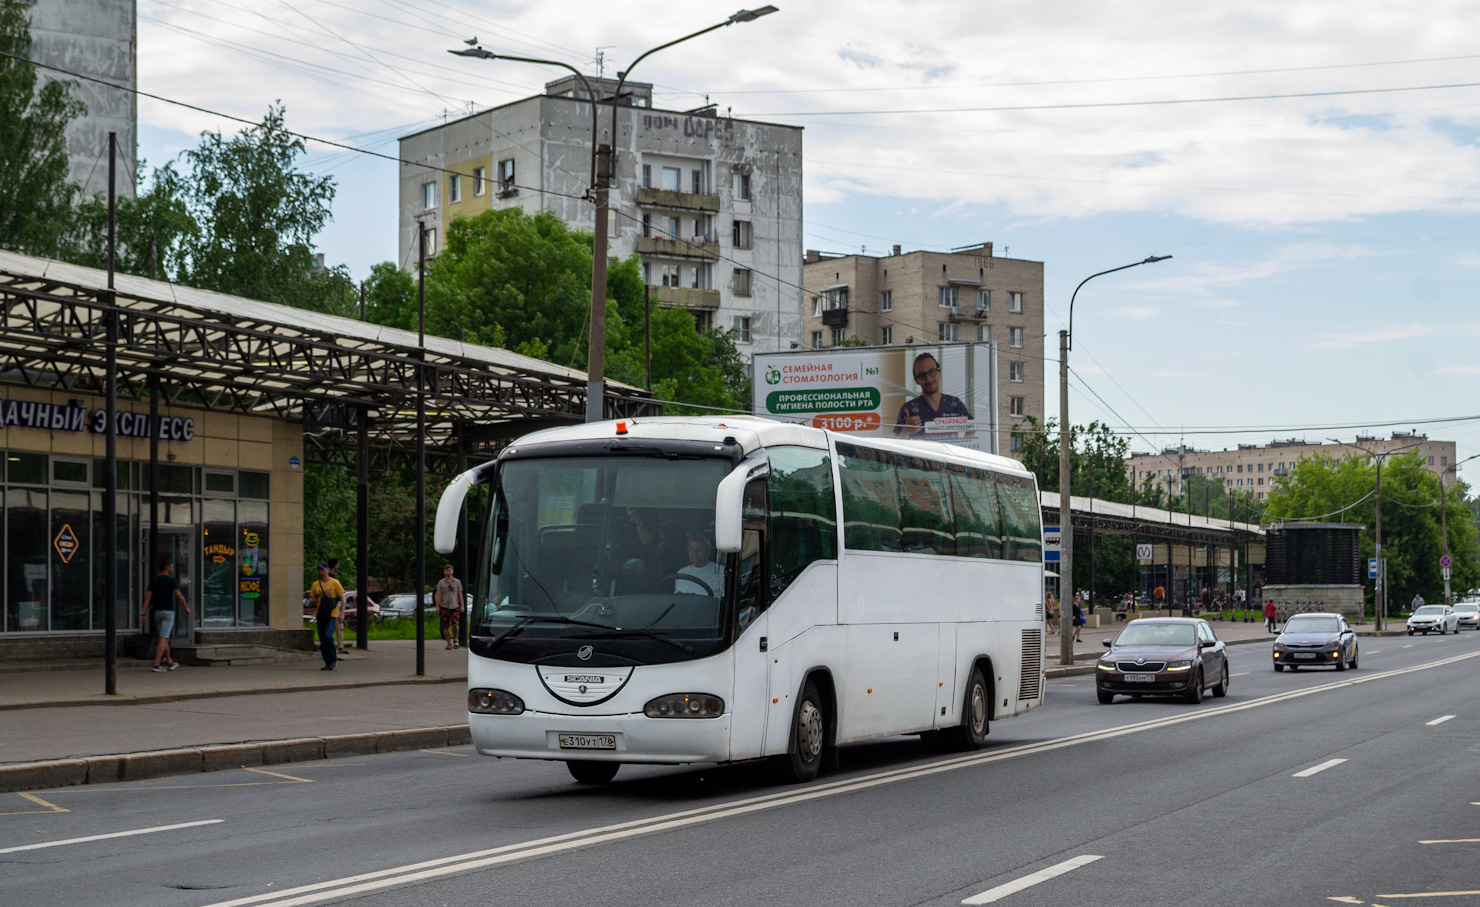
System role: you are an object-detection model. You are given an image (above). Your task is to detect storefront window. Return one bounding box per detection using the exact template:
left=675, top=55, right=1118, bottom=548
left=50, top=491, right=90, bottom=630
left=238, top=501, right=268, bottom=626
left=240, top=472, right=269, bottom=500
left=202, top=499, right=236, bottom=628
left=7, top=453, right=45, bottom=485
left=7, top=488, right=47, bottom=631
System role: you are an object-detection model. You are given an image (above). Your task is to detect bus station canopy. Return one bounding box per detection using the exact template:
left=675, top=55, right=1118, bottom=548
left=0, top=250, right=655, bottom=465
left=1041, top=491, right=1262, bottom=547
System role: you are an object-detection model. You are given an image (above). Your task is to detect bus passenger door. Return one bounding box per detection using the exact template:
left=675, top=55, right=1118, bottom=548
left=729, top=495, right=772, bottom=761
left=935, top=623, right=958, bottom=729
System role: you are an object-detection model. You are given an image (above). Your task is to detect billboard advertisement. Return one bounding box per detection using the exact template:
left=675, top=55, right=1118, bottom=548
left=753, top=343, right=998, bottom=453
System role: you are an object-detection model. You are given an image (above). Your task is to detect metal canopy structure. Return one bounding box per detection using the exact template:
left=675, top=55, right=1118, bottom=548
left=0, top=250, right=656, bottom=465
left=1040, top=492, right=1262, bottom=546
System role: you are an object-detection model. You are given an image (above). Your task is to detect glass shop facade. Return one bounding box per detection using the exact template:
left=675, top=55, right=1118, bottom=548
left=0, top=388, right=303, bottom=647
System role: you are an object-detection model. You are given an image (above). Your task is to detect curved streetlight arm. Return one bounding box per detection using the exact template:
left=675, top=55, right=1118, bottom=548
left=450, top=48, right=599, bottom=190
left=1067, top=255, right=1171, bottom=351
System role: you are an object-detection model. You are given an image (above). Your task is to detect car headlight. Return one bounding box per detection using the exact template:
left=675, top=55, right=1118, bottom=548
left=468, top=688, right=524, bottom=715
left=1097, top=661, right=1116, bottom=671
left=1272, top=651, right=1282, bottom=659
left=644, top=693, right=724, bottom=718
left=1166, top=660, right=1193, bottom=672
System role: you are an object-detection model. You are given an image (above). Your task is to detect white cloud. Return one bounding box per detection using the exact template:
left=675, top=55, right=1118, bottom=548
left=1433, top=364, right=1480, bottom=375
left=1110, top=305, right=1156, bottom=320
left=1312, top=321, right=1480, bottom=350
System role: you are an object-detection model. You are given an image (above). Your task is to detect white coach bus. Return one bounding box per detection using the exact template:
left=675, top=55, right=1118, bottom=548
left=433, top=416, right=1045, bottom=784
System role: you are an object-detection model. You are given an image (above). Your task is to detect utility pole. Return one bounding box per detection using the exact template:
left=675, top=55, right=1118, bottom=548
left=587, top=144, right=611, bottom=422
left=1057, top=329, right=1072, bottom=666
left=415, top=220, right=427, bottom=676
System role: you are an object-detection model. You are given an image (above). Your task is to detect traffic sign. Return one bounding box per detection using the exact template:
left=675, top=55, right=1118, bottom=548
left=1043, top=525, right=1060, bottom=562
left=1136, top=544, right=1153, bottom=561
left=1443, top=567, right=1452, bottom=580
left=1368, top=558, right=1378, bottom=579
left=1440, top=555, right=1453, bottom=569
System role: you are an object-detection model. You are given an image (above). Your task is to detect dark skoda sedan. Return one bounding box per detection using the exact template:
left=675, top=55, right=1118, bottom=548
left=1272, top=612, right=1357, bottom=671
left=1096, top=618, right=1228, bottom=704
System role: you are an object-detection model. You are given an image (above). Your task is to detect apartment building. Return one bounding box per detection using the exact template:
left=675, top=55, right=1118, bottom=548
left=800, top=243, right=1045, bottom=459
left=1127, top=433, right=1460, bottom=501
left=397, top=77, right=803, bottom=354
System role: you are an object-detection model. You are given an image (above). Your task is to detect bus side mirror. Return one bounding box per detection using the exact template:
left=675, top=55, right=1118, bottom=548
left=434, top=461, right=498, bottom=554
left=715, top=454, right=768, bottom=554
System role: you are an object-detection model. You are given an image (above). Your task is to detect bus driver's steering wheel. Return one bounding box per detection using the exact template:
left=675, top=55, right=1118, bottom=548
left=658, top=574, right=715, bottom=596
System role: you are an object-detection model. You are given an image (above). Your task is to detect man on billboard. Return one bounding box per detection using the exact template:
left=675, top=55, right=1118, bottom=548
left=893, top=351, right=974, bottom=438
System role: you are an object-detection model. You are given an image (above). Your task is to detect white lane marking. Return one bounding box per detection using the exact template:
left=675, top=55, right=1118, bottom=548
left=1404, top=644, right=1414, bottom=648
left=0, top=819, right=223, bottom=854
left=203, top=649, right=1480, bottom=907
left=1232, top=672, right=1250, bottom=676
left=1294, top=758, right=1347, bottom=778
left=962, top=855, right=1104, bottom=904
left=1427, top=715, right=1457, bottom=726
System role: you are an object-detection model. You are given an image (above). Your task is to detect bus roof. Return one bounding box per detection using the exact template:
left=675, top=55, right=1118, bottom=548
left=503, top=416, right=1033, bottom=478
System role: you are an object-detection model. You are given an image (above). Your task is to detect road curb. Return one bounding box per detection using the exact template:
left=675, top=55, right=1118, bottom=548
left=0, top=674, right=468, bottom=712
left=0, top=724, right=474, bottom=794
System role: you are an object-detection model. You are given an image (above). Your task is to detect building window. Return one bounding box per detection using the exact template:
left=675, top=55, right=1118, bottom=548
left=733, top=268, right=753, bottom=297
left=811, top=296, right=823, bottom=317
left=1428, top=456, right=1435, bottom=465
left=1258, top=477, right=1264, bottom=486
left=497, top=159, right=516, bottom=195
left=1009, top=396, right=1024, bottom=416
left=662, top=166, right=682, bottom=191
left=1009, top=327, right=1024, bottom=348
left=424, top=227, right=437, bottom=257
left=881, top=325, right=892, bottom=345
left=691, top=169, right=703, bottom=194
left=732, top=219, right=753, bottom=249
left=693, top=310, right=713, bottom=332
left=419, top=181, right=437, bottom=210
left=822, top=287, right=847, bottom=310
left=976, top=289, right=990, bottom=312
left=448, top=174, right=461, bottom=204
left=1011, top=429, right=1024, bottom=453
left=1442, top=456, right=1448, bottom=465
left=879, top=290, right=892, bottom=312
left=642, top=213, right=652, bottom=237
left=1009, top=291, right=1023, bottom=313
left=810, top=330, right=822, bottom=349
left=1257, top=463, right=1263, bottom=472
left=642, top=164, right=651, bottom=188
left=831, top=327, right=846, bottom=346
left=1237, top=464, right=1243, bottom=473
left=977, top=324, right=990, bottom=342
left=732, top=171, right=751, bottom=200
left=733, top=315, right=752, bottom=343
left=938, top=322, right=958, bottom=341
left=1009, top=361, right=1024, bottom=382
left=472, top=167, right=486, bottom=196
left=938, top=286, right=959, bottom=309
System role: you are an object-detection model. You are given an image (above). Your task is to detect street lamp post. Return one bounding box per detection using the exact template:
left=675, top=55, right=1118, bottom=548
left=1439, top=453, right=1480, bottom=605
left=451, top=6, right=777, bottom=423
left=1059, top=255, right=1170, bottom=665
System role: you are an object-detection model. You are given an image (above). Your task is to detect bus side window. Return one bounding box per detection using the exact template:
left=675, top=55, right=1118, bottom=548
left=767, top=446, right=838, bottom=599
left=735, top=526, right=766, bottom=634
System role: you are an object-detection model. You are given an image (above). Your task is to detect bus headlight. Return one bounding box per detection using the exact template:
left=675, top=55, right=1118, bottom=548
left=644, top=693, right=724, bottom=718
left=469, top=688, right=525, bottom=715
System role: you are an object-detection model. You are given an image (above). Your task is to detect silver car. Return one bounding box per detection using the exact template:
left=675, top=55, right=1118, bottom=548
left=1454, top=603, right=1480, bottom=630
left=1407, top=604, right=1459, bottom=635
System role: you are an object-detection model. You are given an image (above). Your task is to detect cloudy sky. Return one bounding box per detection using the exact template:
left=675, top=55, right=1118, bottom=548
left=133, top=0, right=1480, bottom=470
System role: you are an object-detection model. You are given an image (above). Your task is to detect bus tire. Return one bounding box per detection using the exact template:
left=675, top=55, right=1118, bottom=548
left=776, top=680, right=826, bottom=784
left=566, top=760, right=619, bottom=785
left=943, top=667, right=990, bottom=751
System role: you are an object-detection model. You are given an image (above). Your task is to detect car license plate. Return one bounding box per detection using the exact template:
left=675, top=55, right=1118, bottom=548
left=1124, top=673, right=1156, bottom=683
left=1294, top=653, right=1317, bottom=660
left=558, top=734, right=616, bottom=750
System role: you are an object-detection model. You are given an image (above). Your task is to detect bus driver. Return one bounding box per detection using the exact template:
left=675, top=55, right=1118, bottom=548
left=675, top=534, right=724, bottom=596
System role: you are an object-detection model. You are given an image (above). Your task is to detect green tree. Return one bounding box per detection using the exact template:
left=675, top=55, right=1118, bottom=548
left=1265, top=452, right=1479, bottom=610
left=64, top=160, right=195, bottom=278
left=302, top=464, right=356, bottom=588
left=0, top=0, right=84, bottom=256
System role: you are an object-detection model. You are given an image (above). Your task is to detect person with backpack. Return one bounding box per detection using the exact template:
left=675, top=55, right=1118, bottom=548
left=310, top=563, right=344, bottom=670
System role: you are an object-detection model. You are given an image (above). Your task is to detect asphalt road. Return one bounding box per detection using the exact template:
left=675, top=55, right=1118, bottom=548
left=4, top=630, right=1479, bottom=907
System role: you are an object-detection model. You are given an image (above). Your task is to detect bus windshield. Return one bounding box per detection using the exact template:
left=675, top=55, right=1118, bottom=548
left=475, top=455, right=733, bottom=655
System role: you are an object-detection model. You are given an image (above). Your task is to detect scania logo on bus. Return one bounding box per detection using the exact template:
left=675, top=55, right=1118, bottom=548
left=577, top=645, right=594, bottom=661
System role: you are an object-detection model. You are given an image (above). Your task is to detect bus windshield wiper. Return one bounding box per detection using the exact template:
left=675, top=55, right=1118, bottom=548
left=573, top=627, right=696, bottom=654
left=485, top=615, right=616, bottom=652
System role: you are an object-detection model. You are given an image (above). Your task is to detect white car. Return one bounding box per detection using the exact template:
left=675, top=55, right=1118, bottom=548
left=1407, top=604, right=1459, bottom=635
left=1454, top=602, right=1480, bottom=630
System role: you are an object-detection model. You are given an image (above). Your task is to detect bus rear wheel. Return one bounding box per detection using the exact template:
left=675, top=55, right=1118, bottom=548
left=776, top=680, right=826, bottom=783
left=566, top=760, right=619, bottom=785
left=942, top=667, right=990, bottom=751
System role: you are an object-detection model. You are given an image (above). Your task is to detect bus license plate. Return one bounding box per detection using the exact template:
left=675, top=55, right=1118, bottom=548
left=559, top=734, right=616, bottom=750
left=1124, top=673, right=1156, bottom=683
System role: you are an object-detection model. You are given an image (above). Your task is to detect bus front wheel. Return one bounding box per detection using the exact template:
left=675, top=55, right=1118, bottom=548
left=567, top=760, right=619, bottom=785
left=777, top=680, right=826, bottom=784
left=943, top=667, right=990, bottom=751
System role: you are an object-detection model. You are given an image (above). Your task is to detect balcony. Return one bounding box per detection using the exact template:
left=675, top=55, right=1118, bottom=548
left=821, top=307, right=849, bottom=327
left=635, top=236, right=720, bottom=260
left=636, top=187, right=721, bottom=213
left=651, top=285, right=720, bottom=310
left=948, top=308, right=990, bottom=322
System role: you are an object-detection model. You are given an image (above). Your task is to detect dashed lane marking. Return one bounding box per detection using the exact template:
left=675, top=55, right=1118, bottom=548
left=1426, top=715, right=1457, bottom=726
left=1378, top=890, right=1480, bottom=898
left=1419, top=838, right=1480, bottom=844
left=1232, top=672, right=1250, bottom=676
left=1293, top=758, right=1347, bottom=778
left=0, top=819, right=222, bottom=854
left=961, top=854, right=1103, bottom=904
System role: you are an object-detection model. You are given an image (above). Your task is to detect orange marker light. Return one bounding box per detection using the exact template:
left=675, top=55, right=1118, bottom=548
left=615, top=421, right=628, bottom=435
left=867, top=688, right=872, bottom=694
left=772, top=698, right=779, bottom=703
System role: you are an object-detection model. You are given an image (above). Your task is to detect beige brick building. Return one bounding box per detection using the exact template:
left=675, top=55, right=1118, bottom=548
left=800, top=243, right=1045, bottom=459
left=1128, top=432, right=1460, bottom=501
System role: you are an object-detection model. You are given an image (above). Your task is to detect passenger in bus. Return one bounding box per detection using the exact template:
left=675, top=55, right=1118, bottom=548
left=610, top=506, right=666, bottom=592
left=675, top=534, right=725, bottom=596
left=893, top=352, right=974, bottom=439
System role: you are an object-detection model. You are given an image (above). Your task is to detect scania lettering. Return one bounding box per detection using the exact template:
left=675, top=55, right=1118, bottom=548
left=433, top=417, right=1046, bottom=785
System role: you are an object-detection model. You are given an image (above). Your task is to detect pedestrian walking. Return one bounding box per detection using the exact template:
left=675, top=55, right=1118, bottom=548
left=328, top=557, right=349, bottom=655
left=1045, top=591, right=1059, bottom=634
left=310, top=563, right=344, bottom=670
left=141, top=555, right=190, bottom=672
left=1154, top=584, right=1165, bottom=615
left=436, top=564, right=465, bottom=650
left=1263, top=599, right=1277, bottom=633
left=1411, top=592, right=1425, bottom=613
left=1072, top=592, right=1085, bottom=643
